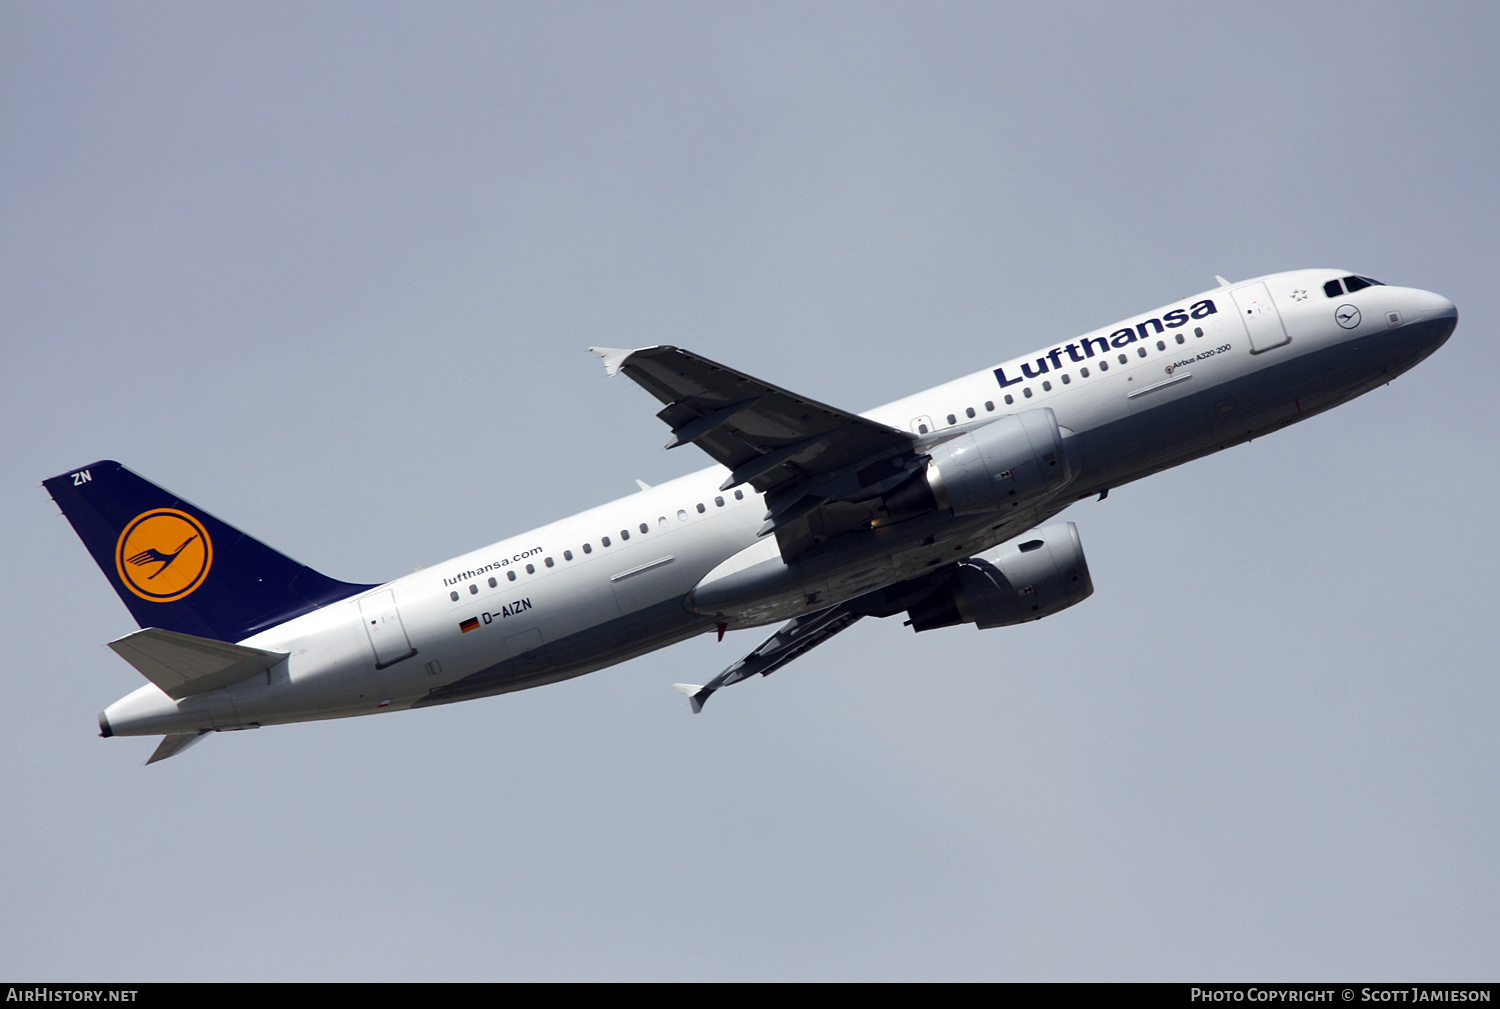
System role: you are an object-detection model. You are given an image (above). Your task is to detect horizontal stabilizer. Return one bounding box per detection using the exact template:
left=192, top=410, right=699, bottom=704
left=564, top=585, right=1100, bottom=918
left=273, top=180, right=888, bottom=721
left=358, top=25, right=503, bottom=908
left=108, top=628, right=287, bottom=700
left=146, top=730, right=209, bottom=765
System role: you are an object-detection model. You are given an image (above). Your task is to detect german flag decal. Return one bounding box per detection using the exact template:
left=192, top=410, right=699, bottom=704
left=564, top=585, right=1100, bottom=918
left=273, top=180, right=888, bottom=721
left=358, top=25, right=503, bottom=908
left=459, top=617, right=480, bottom=633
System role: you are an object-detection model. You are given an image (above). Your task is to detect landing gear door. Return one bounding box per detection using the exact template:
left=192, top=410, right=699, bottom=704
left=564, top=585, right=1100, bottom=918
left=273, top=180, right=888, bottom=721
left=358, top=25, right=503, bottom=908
left=1232, top=282, right=1291, bottom=353
left=360, top=589, right=417, bottom=668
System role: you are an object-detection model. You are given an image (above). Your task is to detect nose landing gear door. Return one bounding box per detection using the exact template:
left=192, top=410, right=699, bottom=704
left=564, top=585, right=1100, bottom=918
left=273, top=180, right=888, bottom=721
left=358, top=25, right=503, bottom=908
left=360, top=589, right=417, bottom=669
left=1232, top=282, right=1291, bottom=353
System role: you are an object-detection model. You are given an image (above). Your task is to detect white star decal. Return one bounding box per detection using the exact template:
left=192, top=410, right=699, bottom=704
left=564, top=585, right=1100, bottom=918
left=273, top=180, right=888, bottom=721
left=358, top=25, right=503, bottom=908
left=1290, top=288, right=1308, bottom=301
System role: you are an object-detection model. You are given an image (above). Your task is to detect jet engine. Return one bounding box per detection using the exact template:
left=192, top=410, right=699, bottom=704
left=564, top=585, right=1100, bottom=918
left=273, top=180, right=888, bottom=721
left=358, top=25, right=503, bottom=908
left=906, top=521, right=1093, bottom=631
left=884, top=408, right=1074, bottom=521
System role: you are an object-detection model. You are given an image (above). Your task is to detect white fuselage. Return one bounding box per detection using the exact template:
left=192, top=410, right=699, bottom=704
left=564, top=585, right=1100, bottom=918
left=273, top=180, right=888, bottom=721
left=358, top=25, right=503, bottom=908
left=101, top=269, right=1456, bottom=736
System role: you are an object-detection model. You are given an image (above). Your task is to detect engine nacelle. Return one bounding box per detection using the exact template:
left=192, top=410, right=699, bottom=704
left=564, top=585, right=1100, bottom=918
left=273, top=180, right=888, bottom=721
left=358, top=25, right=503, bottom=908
left=907, top=522, right=1093, bottom=631
left=884, top=408, right=1074, bottom=521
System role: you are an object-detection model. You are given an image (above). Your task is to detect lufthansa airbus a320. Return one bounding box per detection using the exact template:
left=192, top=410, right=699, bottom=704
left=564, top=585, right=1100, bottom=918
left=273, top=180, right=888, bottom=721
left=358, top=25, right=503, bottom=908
left=45, top=269, right=1456, bottom=763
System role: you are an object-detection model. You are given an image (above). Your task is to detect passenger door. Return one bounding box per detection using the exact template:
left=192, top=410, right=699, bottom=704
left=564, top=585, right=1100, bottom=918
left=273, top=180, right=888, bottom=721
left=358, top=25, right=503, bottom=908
left=1231, top=282, right=1291, bottom=353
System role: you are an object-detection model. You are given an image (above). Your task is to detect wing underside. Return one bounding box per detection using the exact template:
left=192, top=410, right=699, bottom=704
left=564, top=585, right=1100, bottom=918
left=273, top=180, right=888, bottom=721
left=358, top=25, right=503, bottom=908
left=672, top=571, right=959, bottom=711
left=673, top=602, right=864, bottom=712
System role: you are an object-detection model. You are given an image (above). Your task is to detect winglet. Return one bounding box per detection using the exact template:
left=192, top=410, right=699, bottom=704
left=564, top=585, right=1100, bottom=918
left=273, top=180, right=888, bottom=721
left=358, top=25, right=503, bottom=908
left=587, top=346, right=637, bottom=378
left=671, top=682, right=710, bottom=714
left=1214, top=275, right=1232, bottom=288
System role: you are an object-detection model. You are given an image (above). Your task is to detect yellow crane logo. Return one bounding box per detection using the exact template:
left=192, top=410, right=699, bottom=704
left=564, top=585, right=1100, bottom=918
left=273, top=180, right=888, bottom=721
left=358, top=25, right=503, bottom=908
left=114, top=509, right=213, bottom=602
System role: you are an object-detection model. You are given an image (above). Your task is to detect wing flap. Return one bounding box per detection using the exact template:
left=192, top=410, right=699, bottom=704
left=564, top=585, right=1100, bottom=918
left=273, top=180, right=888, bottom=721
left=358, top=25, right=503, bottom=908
left=108, top=628, right=288, bottom=700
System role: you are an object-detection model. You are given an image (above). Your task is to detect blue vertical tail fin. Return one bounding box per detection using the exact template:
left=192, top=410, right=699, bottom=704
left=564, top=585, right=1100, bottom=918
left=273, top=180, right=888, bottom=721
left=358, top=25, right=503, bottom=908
left=44, top=461, right=376, bottom=643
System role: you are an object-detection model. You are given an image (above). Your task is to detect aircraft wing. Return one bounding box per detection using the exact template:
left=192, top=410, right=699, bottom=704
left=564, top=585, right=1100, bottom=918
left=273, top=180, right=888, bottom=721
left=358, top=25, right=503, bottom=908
left=591, top=346, right=919, bottom=554
left=670, top=568, right=974, bottom=712
left=672, top=602, right=864, bottom=713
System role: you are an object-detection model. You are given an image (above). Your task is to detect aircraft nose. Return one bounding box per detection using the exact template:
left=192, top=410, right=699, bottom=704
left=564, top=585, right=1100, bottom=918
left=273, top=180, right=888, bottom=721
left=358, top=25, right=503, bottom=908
left=1403, top=288, right=1457, bottom=350
left=1414, top=289, right=1457, bottom=324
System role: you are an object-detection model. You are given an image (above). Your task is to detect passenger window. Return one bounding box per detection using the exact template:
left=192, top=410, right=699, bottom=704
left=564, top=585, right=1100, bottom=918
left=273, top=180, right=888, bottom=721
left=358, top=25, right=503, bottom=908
left=602, top=536, right=611, bottom=547
left=1060, top=374, right=1070, bottom=385
left=1137, top=347, right=1147, bottom=358
left=1323, top=279, right=1344, bottom=298
left=1156, top=340, right=1166, bottom=351
left=583, top=543, right=592, bottom=554
left=450, top=591, right=459, bottom=602
left=1023, top=387, right=1033, bottom=398
left=507, top=571, right=517, bottom=581
left=1099, top=360, right=1108, bottom=371
left=985, top=401, right=994, bottom=412
left=677, top=509, right=687, bottom=521
left=1118, top=354, right=1127, bottom=364
left=488, top=577, right=497, bottom=588
left=1194, top=327, right=1203, bottom=337
left=734, top=490, right=744, bottom=500
left=715, top=496, right=724, bottom=507
left=564, top=550, right=573, bottom=561
left=639, top=523, right=649, bottom=534
left=620, top=530, right=629, bottom=541
left=545, top=557, right=554, bottom=568
left=696, top=503, right=706, bottom=513
left=1175, top=333, right=1185, bottom=344
left=946, top=413, right=956, bottom=425
left=469, top=584, right=478, bottom=595
left=966, top=407, right=976, bottom=418
left=525, top=564, right=535, bottom=575
left=1004, top=394, right=1014, bottom=405
left=1081, top=367, right=1089, bottom=377
left=917, top=423, right=929, bottom=434
left=1042, top=380, right=1051, bottom=391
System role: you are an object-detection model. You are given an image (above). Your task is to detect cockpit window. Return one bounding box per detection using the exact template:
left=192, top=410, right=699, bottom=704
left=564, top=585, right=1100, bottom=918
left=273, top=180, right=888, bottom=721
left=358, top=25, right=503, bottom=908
left=1327, top=275, right=1385, bottom=297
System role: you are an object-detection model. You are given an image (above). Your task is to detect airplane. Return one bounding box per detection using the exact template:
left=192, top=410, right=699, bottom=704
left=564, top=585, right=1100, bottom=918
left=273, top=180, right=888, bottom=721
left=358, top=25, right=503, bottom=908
left=44, top=269, right=1457, bottom=764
